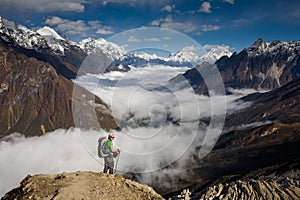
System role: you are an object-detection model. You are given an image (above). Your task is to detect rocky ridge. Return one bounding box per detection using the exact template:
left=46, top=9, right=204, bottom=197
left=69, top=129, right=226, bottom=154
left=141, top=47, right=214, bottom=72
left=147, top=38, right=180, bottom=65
left=171, top=38, right=300, bottom=94
left=0, top=17, right=48, bottom=52
left=199, top=175, right=300, bottom=200
left=1, top=171, right=164, bottom=200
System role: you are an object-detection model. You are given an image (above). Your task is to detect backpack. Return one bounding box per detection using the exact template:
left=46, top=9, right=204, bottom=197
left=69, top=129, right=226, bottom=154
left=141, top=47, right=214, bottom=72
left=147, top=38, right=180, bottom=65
left=98, top=137, right=109, bottom=158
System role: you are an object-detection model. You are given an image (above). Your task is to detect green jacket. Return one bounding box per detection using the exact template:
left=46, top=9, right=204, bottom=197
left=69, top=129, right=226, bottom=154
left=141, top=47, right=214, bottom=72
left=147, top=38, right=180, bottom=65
left=106, top=141, right=113, bottom=153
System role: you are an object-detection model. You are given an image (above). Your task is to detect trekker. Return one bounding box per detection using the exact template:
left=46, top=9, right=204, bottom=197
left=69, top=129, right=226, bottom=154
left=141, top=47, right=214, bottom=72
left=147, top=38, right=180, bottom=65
left=103, top=133, right=120, bottom=174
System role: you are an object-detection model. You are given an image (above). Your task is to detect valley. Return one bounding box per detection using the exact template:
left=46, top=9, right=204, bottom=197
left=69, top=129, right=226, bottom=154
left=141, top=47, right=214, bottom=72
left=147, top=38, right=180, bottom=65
left=0, top=15, right=299, bottom=200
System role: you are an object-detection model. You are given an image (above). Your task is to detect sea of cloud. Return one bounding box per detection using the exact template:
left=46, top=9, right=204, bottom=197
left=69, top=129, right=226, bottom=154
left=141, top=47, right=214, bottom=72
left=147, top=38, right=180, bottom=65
left=0, top=64, right=256, bottom=196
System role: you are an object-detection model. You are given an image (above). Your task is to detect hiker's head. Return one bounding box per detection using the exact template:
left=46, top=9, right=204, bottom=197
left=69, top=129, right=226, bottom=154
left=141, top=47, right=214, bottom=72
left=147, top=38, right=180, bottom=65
left=108, top=133, right=115, bottom=140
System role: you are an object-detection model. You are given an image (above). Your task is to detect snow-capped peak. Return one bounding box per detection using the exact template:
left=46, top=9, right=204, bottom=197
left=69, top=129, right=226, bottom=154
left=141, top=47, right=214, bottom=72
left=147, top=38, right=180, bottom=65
left=0, top=17, right=48, bottom=51
left=168, top=44, right=232, bottom=65
left=168, top=45, right=203, bottom=64
left=247, top=38, right=300, bottom=57
left=36, top=26, right=71, bottom=55
left=202, top=44, right=232, bottom=62
left=79, top=37, right=127, bottom=60
left=247, top=38, right=269, bottom=55
left=37, top=26, right=65, bottom=41
left=0, top=17, right=85, bottom=56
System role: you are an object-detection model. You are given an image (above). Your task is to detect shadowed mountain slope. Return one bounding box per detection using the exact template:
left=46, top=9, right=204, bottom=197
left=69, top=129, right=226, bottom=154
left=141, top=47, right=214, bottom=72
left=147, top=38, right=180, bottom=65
left=0, top=40, right=117, bottom=138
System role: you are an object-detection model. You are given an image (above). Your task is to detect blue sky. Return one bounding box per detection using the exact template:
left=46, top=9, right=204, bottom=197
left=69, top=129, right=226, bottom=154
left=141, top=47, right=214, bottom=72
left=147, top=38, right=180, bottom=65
left=0, top=0, right=300, bottom=52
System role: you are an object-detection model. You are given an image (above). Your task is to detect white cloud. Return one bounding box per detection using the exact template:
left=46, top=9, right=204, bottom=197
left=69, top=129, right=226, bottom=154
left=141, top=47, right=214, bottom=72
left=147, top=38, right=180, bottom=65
left=160, top=4, right=175, bottom=12
left=0, top=129, right=102, bottom=197
left=198, top=2, right=212, bottom=13
left=88, top=21, right=101, bottom=29
left=45, top=17, right=88, bottom=35
left=201, top=24, right=220, bottom=31
left=74, top=65, right=250, bottom=131
left=87, top=21, right=114, bottom=35
left=152, top=14, right=173, bottom=24
left=0, top=0, right=86, bottom=12
left=45, top=16, right=63, bottom=25
left=204, top=44, right=230, bottom=51
left=150, top=19, right=162, bottom=26
left=163, top=36, right=171, bottom=40
left=127, top=36, right=141, bottom=43
left=161, top=21, right=198, bottom=33
left=150, top=15, right=199, bottom=33
left=144, top=37, right=161, bottom=42
left=223, top=0, right=234, bottom=4
left=96, top=27, right=114, bottom=35
left=45, top=16, right=114, bottom=36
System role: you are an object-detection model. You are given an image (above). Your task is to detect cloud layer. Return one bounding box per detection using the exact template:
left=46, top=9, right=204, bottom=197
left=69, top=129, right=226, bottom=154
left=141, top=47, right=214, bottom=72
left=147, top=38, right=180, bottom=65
left=0, top=0, right=86, bottom=12
left=150, top=15, right=199, bottom=33
left=74, top=64, right=251, bottom=164
left=45, top=16, right=114, bottom=36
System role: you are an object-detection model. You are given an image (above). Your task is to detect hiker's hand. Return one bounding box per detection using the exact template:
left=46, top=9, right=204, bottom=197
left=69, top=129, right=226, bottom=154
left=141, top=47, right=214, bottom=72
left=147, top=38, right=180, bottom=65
left=117, top=149, right=121, bottom=153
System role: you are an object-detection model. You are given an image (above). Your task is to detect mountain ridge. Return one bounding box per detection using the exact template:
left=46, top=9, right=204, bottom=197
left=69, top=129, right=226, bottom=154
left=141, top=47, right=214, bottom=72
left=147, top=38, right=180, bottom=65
left=170, top=38, right=300, bottom=94
left=0, top=16, right=233, bottom=74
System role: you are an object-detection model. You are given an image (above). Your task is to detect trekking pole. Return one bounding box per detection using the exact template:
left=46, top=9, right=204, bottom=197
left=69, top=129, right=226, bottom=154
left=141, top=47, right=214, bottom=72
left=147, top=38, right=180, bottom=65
left=114, top=152, right=120, bottom=174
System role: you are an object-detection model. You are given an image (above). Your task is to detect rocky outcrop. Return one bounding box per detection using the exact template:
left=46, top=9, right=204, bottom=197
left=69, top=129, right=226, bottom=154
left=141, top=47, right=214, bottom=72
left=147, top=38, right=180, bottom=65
left=199, top=176, right=300, bottom=200
left=1, top=171, right=164, bottom=200
left=0, top=40, right=117, bottom=138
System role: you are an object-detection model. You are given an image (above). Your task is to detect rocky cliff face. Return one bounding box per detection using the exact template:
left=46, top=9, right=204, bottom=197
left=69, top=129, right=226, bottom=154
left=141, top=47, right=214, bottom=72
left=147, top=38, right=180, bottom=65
left=0, top=40, right=117, bottom=138
left=1, top=171, right=164, bottom=200
left=199, top=174, right=300, bottom=200
left=171, top=38, right=300, bottom=94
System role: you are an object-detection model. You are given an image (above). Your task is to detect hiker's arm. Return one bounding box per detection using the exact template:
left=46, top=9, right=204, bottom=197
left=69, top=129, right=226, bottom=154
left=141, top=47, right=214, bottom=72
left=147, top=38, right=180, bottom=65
left=109, top=145, right=120, bottom=153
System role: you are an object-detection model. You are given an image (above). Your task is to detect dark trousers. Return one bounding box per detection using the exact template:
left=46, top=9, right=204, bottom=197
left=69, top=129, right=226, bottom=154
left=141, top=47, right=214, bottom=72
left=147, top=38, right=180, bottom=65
left=103, top=156, right=114, bottom=174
